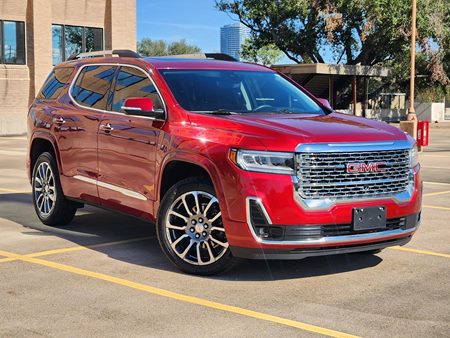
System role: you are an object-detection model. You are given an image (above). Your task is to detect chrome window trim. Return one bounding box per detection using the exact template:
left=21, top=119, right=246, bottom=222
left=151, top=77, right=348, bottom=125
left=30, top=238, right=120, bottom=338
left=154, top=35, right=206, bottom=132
left=73, top=175, right=147, bottom=201
left=68, top=62, right=167, bottom=121
left=245, top=197, right=416, bottom=245
left=294, top=140, right=416, bottom=210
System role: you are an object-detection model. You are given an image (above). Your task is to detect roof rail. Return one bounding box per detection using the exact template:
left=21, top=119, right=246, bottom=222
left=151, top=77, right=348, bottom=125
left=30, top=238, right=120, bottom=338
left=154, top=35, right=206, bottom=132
left=67, top=49, right=141, bottom=61
left=165, top=53, right=237, bottom=62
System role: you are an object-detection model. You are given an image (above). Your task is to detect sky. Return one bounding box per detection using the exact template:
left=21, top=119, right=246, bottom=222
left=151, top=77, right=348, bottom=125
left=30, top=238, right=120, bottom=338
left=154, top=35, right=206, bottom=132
left=136, top=0, right=238, bottom=52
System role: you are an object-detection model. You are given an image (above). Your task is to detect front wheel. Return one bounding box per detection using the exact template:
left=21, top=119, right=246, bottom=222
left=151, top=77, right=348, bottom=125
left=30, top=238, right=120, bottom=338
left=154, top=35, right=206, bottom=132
left=157, top=178, right=236, bottom=275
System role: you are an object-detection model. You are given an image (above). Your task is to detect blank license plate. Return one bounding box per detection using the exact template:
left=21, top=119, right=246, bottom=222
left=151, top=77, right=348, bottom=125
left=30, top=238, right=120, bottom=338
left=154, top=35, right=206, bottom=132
left=352, top=206, right=386, bottom=231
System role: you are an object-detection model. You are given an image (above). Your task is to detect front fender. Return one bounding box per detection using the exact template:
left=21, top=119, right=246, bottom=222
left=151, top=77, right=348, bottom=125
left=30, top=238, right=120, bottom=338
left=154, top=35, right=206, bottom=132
left=156, top=151, right=230, bottom=221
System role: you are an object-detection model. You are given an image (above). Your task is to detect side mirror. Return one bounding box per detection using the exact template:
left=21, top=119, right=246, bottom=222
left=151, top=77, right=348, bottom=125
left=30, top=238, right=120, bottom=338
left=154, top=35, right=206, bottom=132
left=122, top=97, right=164, bottom=119
left=317, top=98, right=332, bottom=110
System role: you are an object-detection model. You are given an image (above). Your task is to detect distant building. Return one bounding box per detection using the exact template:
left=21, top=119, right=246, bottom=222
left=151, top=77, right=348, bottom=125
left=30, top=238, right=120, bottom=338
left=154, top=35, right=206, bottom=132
left=220, top=23, right=250, bottom=61
left=0, top=0, right=136, bottom=135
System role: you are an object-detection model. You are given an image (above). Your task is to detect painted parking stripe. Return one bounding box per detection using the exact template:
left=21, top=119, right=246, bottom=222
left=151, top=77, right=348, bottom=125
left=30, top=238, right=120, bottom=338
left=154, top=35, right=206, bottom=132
left=423, top=190, right=450, bottom=197
left=0, top=237, right=154, bottom=264
left=390, top=246, right=450, bottom=258
left=27, top=236, right=154, bottom=258
left=0, top=188, right=31, bottom=194
left=0, top=249, right=359, bottom=338
left=423, top=181, right=450, bottom=186
left=423, top=204, right=450, bottom=211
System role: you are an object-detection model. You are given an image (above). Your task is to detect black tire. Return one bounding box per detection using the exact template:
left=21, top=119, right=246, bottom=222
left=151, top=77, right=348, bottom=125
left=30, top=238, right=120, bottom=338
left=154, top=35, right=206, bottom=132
left=32, top=152, right=78, bottom=226
left=157, top=177, right=237, bottom=275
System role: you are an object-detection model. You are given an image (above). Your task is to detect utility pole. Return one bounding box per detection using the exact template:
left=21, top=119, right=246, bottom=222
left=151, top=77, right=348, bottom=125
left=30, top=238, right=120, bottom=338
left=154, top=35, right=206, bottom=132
left=407, top=0, right=417, bottom=121
left=400, top=0, right=418, bottom=139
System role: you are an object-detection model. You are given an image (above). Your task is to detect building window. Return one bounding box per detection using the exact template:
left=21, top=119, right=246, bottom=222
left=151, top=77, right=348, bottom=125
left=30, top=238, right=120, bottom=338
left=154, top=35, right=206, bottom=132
left=0, top=20, right=26, bottom=64
left=52, top=24, right=103, bottom=65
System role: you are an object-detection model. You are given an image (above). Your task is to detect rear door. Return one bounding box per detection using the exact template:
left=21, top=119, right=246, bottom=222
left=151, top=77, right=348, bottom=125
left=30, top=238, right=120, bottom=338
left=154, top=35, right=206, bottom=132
left=97, top=65, right=166, bottom=219
left=59, top=64, right=116, bottom=203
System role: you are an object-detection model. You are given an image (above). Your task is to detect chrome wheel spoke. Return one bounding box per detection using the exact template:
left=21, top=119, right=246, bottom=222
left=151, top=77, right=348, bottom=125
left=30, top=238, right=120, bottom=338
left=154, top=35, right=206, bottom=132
left=181, top=195, right=193, bottom=216
left=181, top=240, right=194, bottom=258
left=167, top=222, right=186, bottom=231
left=196, top=242, right=204, bottom=265
left=204, top=241, right=215, bottom=264
left=169, top=210, right=188, bottom=222
left=193, top=192, right=200, bottom=215
left=202, top=197, right=217, bottom=215
left=209, top=211, right=221, bottom=224
left=210, top=226, right=225, bottom=232
left=210, top=236, right=229, bottom=248
left=171, top=234, right=188, bottom=250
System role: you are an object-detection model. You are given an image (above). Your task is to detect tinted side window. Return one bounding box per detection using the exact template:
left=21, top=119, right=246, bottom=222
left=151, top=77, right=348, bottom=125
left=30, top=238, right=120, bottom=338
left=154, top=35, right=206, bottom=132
left=71, top=65, right=116, bottom=110
left=38, top=67, right=75, bottom=99
left=112, top=66, right=164, bottom=113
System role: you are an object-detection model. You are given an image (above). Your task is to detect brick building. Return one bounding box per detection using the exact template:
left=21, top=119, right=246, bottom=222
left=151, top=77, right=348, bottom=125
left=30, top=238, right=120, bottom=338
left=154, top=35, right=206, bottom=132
left=0, top=0, right=136, bottom=135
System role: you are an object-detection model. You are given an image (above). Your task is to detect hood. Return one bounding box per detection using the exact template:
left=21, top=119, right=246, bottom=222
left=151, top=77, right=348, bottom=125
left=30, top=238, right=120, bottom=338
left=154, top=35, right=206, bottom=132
left=188, top=112, right=409, bottom=152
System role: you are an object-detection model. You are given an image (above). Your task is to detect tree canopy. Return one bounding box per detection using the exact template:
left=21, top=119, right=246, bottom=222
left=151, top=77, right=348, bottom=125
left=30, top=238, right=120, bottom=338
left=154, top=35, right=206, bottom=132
left=137, top=38, right=201, bottom=57
left=241, top=41, right=284, bottom=65
left=216, top=0, right=449, bottom=89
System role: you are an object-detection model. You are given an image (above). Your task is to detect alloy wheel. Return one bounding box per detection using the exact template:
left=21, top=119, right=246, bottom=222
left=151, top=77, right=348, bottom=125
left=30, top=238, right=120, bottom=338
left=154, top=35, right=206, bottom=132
left=33, top=162, right=57, bottom=217
left=165, top=191, right=229, bottom=266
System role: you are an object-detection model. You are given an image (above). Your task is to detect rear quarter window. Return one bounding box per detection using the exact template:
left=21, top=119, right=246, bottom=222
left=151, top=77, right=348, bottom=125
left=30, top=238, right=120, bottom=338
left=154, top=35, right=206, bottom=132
left=38, top=67, right=75, bottom=99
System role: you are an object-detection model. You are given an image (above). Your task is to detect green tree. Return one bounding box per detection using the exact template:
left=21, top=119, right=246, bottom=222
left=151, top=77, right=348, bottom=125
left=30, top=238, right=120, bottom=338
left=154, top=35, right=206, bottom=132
left=216, top=0, right=450, bottom=99
left=241, top=41, right=284, bottom=65
left=137, top=38, right=201, bottom=56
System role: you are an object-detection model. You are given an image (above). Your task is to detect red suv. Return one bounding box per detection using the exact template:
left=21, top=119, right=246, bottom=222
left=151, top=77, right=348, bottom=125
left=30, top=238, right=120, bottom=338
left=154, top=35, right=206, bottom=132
left=27, top=50, right=422, bottom=274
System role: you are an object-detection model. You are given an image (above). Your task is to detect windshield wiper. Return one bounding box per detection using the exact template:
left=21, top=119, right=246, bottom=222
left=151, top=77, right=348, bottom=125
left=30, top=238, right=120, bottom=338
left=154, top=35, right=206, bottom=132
left=200, top=109, right=239, bottom=115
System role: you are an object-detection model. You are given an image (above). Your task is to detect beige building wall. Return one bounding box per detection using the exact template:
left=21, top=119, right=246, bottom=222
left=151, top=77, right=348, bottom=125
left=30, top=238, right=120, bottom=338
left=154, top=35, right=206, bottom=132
left=0, top=0, right=136, bottom=135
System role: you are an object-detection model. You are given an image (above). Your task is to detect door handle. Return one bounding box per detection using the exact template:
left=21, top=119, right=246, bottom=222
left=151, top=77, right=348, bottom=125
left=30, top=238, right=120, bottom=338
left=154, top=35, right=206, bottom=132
left=53, top=116, right=66, bottom=125
left=99, top=123, right=114, bottom=133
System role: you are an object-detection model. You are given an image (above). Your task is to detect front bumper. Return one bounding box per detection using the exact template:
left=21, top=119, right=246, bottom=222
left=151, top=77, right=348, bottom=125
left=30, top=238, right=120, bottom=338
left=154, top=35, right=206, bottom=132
left=231, top=236, right=412, bottom=260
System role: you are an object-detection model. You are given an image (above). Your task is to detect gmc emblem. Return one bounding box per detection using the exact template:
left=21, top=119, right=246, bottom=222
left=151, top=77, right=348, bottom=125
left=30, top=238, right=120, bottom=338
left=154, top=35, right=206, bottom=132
left=346, top=162, right=386, bottom=173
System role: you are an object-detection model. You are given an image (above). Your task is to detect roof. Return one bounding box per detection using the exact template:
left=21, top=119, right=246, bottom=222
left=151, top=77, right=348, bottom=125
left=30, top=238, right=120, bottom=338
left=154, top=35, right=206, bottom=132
left=143, top=57, right=272, bottom=72
left=272, top=63, right=391, bottom=77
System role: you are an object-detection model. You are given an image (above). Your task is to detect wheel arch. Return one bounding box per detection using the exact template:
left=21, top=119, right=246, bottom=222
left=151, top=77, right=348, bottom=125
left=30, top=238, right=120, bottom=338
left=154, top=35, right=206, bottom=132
left=29, top=133, right=62, bottom=181
left=157, top=153, right=229, bottom=218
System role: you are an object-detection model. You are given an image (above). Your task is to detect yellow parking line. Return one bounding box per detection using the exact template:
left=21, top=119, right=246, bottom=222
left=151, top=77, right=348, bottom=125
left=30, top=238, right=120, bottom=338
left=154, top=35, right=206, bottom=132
left=423, top=204, right=450, bottom=211
left=421, top=166, right=450, bottom=170
left=0, top=237, right=154, bottom=264
left=0, top=249, right=359, bottom=338
left=390, top=246, right=450, bottom=259
left=27, top=236, right=154, bottom=258
left=423, top=190, right=450, bottom=197
left=423, top=181, right=450, bottom=186
left=0, top=188, right=31, bottom=194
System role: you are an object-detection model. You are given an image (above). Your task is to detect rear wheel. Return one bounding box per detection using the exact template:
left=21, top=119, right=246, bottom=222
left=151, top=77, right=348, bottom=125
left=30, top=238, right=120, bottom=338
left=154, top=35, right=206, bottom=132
left=32, top=152, right=78, bottom=226
left=157, top=178, right=236, bottom=275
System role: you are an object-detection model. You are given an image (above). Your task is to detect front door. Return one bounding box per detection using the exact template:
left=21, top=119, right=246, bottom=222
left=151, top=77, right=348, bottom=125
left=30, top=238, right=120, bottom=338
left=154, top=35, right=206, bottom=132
left=97, top=65, right=166, bottom=219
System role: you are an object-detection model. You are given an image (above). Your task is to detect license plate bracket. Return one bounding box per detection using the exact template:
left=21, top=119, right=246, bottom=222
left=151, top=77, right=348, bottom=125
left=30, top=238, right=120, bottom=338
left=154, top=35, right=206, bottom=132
left=352, top=206, right=386, bottom=231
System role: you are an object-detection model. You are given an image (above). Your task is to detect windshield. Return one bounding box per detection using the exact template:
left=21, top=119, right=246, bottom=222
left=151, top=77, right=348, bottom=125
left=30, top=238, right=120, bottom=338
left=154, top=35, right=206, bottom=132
left=160, top=69, right=325, bottom=114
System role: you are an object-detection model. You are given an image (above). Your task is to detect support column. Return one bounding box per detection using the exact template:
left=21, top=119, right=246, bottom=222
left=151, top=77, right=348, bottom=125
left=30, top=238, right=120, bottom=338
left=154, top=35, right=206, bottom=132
left=328, top=75, right=334, bottom=109
left=27, top=0, right=52, bottom=100
left=362, top=77, right=367, bottom=118
left=352, top=75, right=357, bottom=115
left=105, top=0, right=136, bottom=51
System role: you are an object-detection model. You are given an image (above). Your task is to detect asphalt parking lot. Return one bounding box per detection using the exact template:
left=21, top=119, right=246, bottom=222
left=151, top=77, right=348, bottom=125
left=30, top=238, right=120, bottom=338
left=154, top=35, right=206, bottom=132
left=1, top=125, right=449, bottom=338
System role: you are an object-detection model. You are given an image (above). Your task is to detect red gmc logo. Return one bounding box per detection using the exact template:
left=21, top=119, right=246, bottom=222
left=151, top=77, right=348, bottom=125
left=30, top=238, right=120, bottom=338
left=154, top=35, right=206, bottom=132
left=346, top=162, right=386, bottom=173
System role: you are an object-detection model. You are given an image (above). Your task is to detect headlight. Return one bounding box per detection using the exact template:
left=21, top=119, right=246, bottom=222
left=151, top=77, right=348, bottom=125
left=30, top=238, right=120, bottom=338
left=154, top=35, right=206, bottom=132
left=410, top=143, right=419, bottom=167
left=229, top=149, right=295, bottom=175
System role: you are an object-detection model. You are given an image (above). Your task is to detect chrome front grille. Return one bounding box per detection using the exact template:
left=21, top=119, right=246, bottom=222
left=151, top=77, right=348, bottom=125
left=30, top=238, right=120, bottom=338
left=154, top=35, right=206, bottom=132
left=296, top=149, right=412, bottom=200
